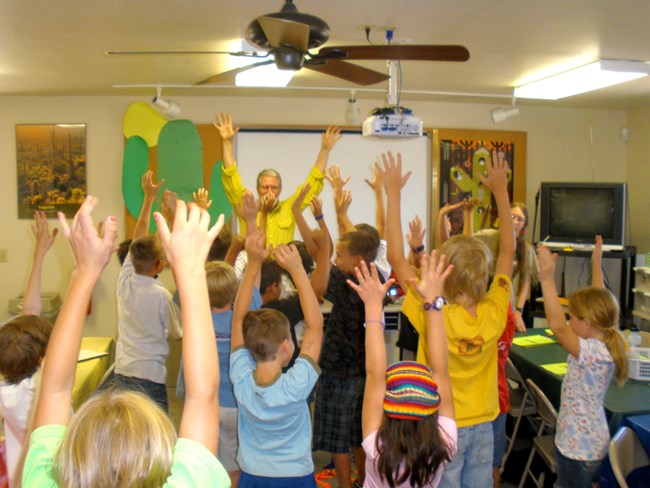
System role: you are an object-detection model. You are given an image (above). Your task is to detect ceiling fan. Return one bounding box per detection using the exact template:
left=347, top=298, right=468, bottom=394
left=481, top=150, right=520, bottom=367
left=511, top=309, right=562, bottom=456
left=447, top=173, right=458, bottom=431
left=107, top=0, right=470, bottom=87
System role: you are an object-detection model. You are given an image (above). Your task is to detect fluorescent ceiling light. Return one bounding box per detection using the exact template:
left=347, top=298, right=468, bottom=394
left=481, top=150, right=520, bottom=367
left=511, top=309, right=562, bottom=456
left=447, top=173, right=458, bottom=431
left=235, top=63, right=295, bottom=87
left=514, top=60, right=650, bottom=100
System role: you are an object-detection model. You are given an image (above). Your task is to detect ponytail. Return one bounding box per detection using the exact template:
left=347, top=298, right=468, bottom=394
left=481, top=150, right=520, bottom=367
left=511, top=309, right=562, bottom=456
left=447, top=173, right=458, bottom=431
left=603, top=328, right=629, bottom=386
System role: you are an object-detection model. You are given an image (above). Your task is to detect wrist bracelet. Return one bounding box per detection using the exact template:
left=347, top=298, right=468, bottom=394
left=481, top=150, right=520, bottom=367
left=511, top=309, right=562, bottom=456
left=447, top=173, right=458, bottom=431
left=515, top=307, right=523, bottom=313
left=412, top=244, right=425, bottom=254
left=314, top=214, right=324, bottom=221
left=364, top=320, right=385, bottom=328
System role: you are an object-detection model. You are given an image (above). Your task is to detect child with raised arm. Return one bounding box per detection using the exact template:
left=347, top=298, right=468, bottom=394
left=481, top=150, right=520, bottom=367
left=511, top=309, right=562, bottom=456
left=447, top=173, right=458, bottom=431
left=535, top=236, right=627, bottom=488
left=230, top=232, right=324, bottom=487
left=380, top=150, right=515, bottom=487
left=113, top=171, right=182, bottom=411
left=22, top=197, right=230, bottom=487
left=348, top=254, right=457, bottom=488
left=0, top=212, right=56, bottom=487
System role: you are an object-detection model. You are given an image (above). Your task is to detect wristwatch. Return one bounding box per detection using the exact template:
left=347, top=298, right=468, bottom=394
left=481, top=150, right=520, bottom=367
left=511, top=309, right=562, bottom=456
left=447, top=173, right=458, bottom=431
left=423, top=296, right=447, bottom=312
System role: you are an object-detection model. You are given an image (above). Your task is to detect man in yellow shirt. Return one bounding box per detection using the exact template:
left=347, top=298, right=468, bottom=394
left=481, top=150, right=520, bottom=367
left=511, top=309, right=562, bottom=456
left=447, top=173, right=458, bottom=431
left=213, top=113, right=342, bottom=246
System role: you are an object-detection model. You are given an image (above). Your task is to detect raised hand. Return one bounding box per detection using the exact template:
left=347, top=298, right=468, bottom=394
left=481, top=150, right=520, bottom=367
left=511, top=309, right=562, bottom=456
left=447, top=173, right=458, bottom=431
left=310, top=197, right=323, bottom=219
left=535, top=245, right=558, bottom=283
left=592, top=234, right=603, bottom=265
left=406, top=215, right=425, bottom=251
left=321, top=125, right=342, bottom=151
left=236, top=189, right=259, bottom=222
left=57, top=196, right=117, bottom=277
left=326, top=165, right=350, bottom=195
left=364, top=165, right=383, bottom=192
left=245, top=229, right=272, bottom=265
left=347, top=261, right=395, bottom=308
left=479, top=151, right=508, bottom=194
left=192, top=187, right=212, bottom=210
left=410, top=250, right=453, bottom=302
left=334, top=189, right=352, bottom=215
left=161, top=189, right=178, bottom=224
left=213, top=112, right=239, bottom=141
left=142, top=170, right=164, bottom=199
left=32, top=210, right=58, bottom=258
left=292, top=183, right=312, bottom=214
left=274, top=243, right=303, bottom=274
left=155, top=201, right=224, bottom=276
left=377, top=151, right=411, bottom=196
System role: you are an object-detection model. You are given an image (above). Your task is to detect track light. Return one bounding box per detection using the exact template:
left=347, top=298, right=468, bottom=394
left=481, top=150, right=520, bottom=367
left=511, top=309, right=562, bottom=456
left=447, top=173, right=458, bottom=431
left=491, top=98, right=519, bottom=123
left=152, top=87, right=181, bottom=118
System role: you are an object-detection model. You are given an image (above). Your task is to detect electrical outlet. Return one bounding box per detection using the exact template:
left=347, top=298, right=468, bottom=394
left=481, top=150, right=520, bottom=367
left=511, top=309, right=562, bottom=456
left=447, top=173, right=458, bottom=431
left=0, top=249, right=6, bottom=262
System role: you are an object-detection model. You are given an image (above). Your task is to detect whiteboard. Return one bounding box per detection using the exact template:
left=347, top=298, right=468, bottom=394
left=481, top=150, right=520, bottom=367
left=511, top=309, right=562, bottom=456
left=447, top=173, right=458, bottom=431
left=236, top=129, right=430, bottom=244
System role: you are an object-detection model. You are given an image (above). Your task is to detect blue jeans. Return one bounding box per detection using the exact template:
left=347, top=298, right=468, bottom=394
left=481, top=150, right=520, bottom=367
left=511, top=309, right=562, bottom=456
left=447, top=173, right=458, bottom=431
left=491, top=413, right=507, bottom=469
left=554, top=447, right=602, bottom=488
left=111, top=374, right=168, bottom=412
left=239, top=472, right=317, bottom=488
left=440, top=421, right=494, bottom=488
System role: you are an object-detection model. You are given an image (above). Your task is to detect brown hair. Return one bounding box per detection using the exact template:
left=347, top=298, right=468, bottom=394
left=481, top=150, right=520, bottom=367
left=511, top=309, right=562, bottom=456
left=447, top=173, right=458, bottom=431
left=261, top=259, right=283, bottom=295
left=511, top=202, right=537, bottom=288
left=242, top=309, right=290, bottom=362
left=208, top=226, right=233, bottom=262
left=129, top=236, right=164, bottom=274
left=340, top=231, right=379, bottom=265
left=568, top=287, right=628, bottom=385
left=0, top=315, right=52, bottom=384
left=205, top=261, right=238, bottom=309
left=439, top=235, right=492, bottom=305
left=375, top=413, right=454, bottom=487
left=54, top=389, right=176, bottom=487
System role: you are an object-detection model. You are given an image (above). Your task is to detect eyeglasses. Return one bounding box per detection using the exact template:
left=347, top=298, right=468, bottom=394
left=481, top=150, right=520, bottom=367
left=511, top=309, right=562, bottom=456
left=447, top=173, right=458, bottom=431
left=259, top=184, right=280, bottom=191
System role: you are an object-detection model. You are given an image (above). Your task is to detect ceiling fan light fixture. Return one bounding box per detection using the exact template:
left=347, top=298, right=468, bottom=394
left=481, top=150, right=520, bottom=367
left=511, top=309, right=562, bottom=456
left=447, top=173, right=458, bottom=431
left=235, top=63, right=295, bottom=87
left=514, top=59, right=650, bottom=100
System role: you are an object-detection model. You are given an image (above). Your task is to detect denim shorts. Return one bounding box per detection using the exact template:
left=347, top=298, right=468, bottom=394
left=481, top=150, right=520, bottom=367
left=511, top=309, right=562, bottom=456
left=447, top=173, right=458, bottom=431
left=554, top=447, right=603, bottom=488
left=440, top=421, right=494, bottom=488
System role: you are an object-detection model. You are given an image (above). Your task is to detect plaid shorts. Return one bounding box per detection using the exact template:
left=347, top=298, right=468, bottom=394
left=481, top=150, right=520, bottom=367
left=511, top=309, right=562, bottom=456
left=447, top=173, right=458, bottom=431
left=312, top=374, right=365, bottom=453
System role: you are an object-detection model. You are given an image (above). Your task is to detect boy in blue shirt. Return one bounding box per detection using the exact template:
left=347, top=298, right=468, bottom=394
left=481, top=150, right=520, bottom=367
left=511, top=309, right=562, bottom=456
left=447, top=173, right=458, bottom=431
left=229, top=227, right=329, bottom=488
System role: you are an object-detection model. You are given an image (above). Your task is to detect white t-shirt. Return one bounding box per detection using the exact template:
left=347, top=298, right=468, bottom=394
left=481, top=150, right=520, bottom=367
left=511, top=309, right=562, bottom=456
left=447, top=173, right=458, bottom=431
left=362, top=415, right=457, bottom=488
left=0, top=368, right=41, bottom=488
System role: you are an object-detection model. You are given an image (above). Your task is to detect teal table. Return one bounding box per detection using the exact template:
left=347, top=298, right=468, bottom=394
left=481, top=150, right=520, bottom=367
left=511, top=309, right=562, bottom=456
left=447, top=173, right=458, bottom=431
left=509, top=329, right=650, bottom=433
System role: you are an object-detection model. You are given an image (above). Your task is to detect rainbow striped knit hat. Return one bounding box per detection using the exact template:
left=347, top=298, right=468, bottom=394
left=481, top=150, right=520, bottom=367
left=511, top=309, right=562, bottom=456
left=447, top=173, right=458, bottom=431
left=383, top=361, right=441, bottom=421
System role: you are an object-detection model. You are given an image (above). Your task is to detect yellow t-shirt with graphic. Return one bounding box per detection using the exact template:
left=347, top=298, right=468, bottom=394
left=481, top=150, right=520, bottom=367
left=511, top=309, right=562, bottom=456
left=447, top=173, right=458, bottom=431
left=401, top=274, right=510, bottom=428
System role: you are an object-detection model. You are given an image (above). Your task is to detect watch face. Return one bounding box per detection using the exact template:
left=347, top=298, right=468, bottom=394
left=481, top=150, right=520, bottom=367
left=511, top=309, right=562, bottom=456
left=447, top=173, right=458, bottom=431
left=433, top=296, right=447, bottom=310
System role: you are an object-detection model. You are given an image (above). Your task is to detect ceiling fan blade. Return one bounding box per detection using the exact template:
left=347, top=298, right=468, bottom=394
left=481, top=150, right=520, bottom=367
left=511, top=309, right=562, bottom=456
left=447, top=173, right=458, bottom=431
left=318, top=45, right=470, bottom=62
left=258, top=16, right=310, bottom=52
left=106, top=50, right=239, bottom=55
left=195, top=60, right=274, bottom=85
left=305, top=60, right=389, bottom=86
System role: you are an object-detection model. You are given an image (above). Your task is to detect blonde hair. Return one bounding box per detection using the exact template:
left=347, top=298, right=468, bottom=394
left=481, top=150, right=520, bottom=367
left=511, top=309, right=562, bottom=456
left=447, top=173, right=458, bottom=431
left=568, top=287, right=628, bottom=385
left=439, top=235, right=492, bottom=305
left=205, top=261, right=238, bottom=309
left=243, top=309, right=291, bottom=362
left=54, top=389, right=176, bottom=487
left=129, top=236, right=164, bottom=274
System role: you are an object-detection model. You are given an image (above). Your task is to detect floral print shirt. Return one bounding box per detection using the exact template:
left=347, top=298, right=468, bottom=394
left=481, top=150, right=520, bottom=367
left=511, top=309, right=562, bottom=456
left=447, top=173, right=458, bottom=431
left=556, top=337, right=614, bottom=461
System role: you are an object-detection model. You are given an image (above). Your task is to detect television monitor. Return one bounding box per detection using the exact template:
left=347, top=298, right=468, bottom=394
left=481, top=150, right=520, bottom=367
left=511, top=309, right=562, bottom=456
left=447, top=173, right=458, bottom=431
left=539, top=182, right=627, bottom=251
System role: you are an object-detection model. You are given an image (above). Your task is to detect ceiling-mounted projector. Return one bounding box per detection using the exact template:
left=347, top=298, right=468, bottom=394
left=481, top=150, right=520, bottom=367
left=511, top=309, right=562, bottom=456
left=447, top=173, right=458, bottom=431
left=362, top=106, right=423, bottom=138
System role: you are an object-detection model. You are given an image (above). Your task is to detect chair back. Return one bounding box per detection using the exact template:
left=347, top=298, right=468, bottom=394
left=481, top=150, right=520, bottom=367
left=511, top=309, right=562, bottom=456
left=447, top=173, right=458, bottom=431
left=526, top=378, right=558, bottom=434
left=609, top=426, right=650, bottom=488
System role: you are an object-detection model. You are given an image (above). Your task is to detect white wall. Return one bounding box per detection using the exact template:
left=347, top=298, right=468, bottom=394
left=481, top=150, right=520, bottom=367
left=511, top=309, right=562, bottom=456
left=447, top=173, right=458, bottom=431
left=0, top=95, right=629, bottom=338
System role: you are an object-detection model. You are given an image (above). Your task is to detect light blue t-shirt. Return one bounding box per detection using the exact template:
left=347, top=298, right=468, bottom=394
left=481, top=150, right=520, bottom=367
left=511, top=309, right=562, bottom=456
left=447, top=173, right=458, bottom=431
left=176, top=288, right=262, bottom=407
left=230, top=348, right=320, bottom=477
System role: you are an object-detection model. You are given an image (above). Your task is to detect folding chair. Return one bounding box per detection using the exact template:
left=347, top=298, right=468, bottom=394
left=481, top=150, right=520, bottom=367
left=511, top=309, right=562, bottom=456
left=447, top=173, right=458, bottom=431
left=609, top=426, right=650, bottom=488
left=518, top=379, right=558, bottom=488
left=502, top=357, right=538, bottom=470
